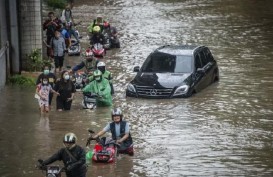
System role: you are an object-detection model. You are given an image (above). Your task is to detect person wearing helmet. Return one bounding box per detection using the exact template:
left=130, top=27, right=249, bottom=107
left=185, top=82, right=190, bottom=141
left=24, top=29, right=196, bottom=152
left=71, top=51, right=99, bottom=75
left=90, top=26, right=106, bottom=46
left=89, top=61, right=114, bottom=94
left=87, top=16, right=105, bottom=34
left=82, top=70, right=112, bottom=107
left=93, top=108, right=134, bottom=155
left=102, top=21, right=120, bottom=48
left=38, top=133, right=87, bottom=177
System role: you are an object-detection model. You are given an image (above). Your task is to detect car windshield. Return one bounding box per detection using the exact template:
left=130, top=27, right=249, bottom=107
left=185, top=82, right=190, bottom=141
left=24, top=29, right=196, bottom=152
left=141, top=52, right=193, bottom=73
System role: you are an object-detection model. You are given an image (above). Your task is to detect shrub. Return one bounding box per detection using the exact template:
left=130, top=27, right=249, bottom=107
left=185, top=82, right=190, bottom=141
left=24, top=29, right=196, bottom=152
left=8, top=75, right=36, bottom=86
left=46, top=0, right=67, bottom=9
left=25, top=48, right=51, bottom=72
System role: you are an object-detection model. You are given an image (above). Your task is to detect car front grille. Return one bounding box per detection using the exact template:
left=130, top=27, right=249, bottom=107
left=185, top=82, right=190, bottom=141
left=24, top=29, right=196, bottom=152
left=135, top=86, right=173, bottom=97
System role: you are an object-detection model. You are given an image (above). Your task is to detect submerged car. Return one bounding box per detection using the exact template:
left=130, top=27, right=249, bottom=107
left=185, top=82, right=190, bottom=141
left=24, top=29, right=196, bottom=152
left=126, top=45, right=219, bottom=98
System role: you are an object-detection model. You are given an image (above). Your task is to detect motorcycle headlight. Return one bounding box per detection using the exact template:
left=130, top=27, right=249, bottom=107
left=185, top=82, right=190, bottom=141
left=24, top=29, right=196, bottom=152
left=127, top=83, right=136, bottom=93
left=173, top=85, right=189, bottom=96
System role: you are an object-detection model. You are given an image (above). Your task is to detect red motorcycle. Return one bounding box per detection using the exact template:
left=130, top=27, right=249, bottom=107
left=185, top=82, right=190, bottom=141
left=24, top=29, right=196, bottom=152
left=91, top=43, right=106, bottom=58
left=86, top=129, right=119, bottom=163
left=83, top=48, right=93, bottom=59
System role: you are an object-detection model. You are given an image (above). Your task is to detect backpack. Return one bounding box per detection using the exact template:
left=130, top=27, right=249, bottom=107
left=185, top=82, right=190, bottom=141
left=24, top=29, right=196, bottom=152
left=60, top=9, right=72, bottom=23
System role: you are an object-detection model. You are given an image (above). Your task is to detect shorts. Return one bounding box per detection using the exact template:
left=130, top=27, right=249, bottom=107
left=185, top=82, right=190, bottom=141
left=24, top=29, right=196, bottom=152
left=54, top=56, right=64, bottom=68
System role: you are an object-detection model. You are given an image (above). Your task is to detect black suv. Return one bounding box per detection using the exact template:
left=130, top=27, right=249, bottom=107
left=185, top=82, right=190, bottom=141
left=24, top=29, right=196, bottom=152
left=126, top=45, right=219, bottom=98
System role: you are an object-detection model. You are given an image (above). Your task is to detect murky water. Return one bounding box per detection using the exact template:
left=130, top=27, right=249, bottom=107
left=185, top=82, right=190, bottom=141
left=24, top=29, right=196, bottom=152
left=1, top=0, right=273, bottom=176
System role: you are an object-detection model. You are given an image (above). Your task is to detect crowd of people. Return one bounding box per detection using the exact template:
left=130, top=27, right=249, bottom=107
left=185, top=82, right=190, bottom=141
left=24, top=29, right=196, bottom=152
left=36, top=2, right=133, bottom=177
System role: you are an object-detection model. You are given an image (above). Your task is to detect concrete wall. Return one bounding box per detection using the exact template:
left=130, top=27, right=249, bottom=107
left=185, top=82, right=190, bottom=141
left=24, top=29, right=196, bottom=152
left=19, top=0, right=43, bottom=69
left=0, top=0, right=9, bottom=87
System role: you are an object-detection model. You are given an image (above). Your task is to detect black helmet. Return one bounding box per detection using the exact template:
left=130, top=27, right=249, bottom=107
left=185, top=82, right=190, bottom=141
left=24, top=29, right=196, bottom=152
left=63, top=133, right=77, bottom=144
left=111, top=108, right=123, bottom=121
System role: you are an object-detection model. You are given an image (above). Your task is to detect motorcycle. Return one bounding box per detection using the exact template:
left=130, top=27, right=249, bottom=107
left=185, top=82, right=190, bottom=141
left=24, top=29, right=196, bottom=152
left=110, top=36, right=121, bottom=48
left=71, top=71, right=88, bottom=91
left=103, top=32, right=120, bottom=49
left=68, top=22, right=82, bottom=56
left=36, top=159, right=65, bottom=177
left=103, top=32, right=111, bottom=50
left=91, top=43, right=106, bottom=58
left=83, top=47, right=94, bottom=60
left=86, top=129, right=119, bottom=163
left=68, top=39, right=81, bottom=56
left=82, top=92, right=97, bottom=109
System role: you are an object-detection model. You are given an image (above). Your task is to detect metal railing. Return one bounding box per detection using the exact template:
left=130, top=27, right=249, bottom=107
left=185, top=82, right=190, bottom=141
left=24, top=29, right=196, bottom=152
left=0, top=41, right=10, bottom=88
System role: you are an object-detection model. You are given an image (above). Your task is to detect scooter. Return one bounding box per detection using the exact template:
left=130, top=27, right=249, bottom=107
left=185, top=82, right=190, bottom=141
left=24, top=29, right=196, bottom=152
left=71, top=71, right=88, bottom=91
left=110, top=36, right=121, bottom=48
left=91, top=43, right=106, bottom=58
left=68, top=39, right=81, bottom=56
left=103, top=32, right=111, bottom=50
left=82, top=92, right=97, bottom=109
left=86, top=129, right=119, bottom=163
left=68, top=22, right=82, bottom=56
left=102, top=31, right=120, bottom=49
left=37, top=159, right=65, bottom=177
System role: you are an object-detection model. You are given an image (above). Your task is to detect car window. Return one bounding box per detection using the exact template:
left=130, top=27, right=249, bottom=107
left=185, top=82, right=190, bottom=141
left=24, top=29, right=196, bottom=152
left=141, top=52, right=192, bottom=73
left=194, top=54, right=202, bottom=69
left=199, top=51, right=209, bottom=66
left=204, top=48, right=214, bottom=62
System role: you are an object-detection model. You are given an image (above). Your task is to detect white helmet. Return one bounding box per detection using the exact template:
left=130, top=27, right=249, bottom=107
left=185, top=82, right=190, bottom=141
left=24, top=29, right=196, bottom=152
left=97, top=62, right=106, bottom=73
left=97, top=61, right=106, bottom=67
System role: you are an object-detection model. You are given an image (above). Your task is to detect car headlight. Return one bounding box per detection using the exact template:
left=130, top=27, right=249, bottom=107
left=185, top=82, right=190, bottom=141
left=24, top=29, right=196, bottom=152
left=173, top=85, right=189, bottom=96
left=127, top=83, right=136, bottom=93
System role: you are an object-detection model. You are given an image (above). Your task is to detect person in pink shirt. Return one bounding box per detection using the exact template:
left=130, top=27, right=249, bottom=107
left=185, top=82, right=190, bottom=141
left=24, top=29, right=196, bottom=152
left=36, top=76, right=59, bottom=114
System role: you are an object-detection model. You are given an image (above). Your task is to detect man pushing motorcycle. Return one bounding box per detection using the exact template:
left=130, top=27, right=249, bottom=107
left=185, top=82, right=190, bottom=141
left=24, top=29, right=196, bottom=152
left=82, top=70, right=112, bottom=107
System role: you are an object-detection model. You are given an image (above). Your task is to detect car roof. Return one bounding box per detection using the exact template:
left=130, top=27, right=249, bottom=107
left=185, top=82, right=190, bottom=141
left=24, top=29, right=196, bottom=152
left=155, top=45, right=202, bottom=56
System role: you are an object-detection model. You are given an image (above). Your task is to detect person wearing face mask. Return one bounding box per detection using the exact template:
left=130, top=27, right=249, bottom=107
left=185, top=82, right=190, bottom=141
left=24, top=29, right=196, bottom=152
left=38, top=133, right=87, bottom=177
left=88, top=61, right=114, bottom=94
left=36, top=76, right=60, bottom=114
left=36, top=65, right=57, bottom=106
left=49, top=30, right=66, bottom=73
left=82, top=70, right=112, bottom=107
left=54, top=70, right=76, bottom=111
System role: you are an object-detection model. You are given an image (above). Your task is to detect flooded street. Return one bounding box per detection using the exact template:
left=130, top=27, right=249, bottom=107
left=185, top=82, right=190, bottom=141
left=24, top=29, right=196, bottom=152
left=1, top=0, right=273, bottom=176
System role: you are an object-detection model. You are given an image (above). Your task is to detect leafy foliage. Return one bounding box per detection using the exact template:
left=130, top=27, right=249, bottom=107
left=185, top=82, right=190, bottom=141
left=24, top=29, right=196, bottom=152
left=8, top=75, right=36, bottom=86
left=25, top=48, right=51, bottom=72
left=46, top=0, right=67, bottom=9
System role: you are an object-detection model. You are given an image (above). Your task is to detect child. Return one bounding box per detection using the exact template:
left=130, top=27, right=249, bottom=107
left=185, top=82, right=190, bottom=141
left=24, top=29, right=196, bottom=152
left=36, top=76, right=59, bottom=114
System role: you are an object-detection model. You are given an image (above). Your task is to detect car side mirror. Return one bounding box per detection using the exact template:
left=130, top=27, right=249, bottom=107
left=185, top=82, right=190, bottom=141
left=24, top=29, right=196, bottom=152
left=133, top=66, right=140, bottom=72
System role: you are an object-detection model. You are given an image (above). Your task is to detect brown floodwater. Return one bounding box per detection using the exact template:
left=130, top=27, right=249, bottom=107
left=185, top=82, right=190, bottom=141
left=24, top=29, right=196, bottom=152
left=1, top=0, right=273, bottom=176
